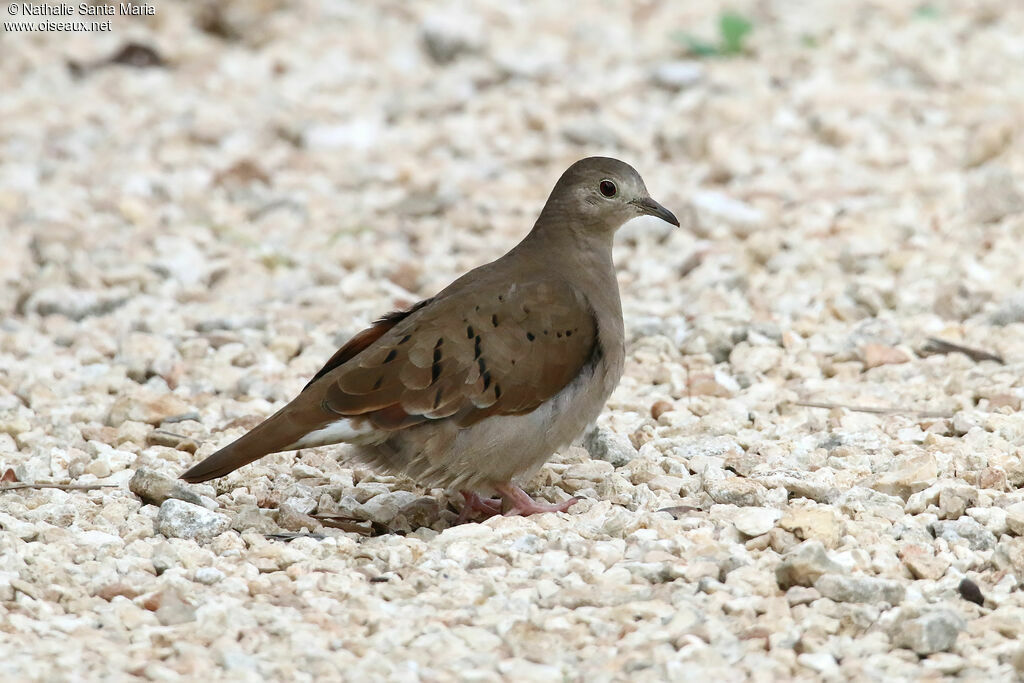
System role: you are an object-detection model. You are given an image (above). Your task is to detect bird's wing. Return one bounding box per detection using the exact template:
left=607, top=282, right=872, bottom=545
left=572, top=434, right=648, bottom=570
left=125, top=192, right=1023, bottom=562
left=319, top=278, right=599, bottom=429
left=180, top=279, right=598, bottom=483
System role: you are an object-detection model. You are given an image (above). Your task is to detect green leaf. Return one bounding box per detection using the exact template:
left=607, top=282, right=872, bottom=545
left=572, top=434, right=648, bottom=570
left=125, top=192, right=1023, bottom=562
left=671, top=30, right=721, bottom=57
left=718, top=12, right=753, bottom=55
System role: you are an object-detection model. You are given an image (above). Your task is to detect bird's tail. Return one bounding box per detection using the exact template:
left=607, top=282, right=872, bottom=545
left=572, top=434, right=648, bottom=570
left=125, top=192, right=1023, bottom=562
left=179, top=407, right=305, bottom=483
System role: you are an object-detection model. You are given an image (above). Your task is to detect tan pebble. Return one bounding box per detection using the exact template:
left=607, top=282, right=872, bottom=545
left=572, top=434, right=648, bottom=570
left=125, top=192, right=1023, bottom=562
left=94, top=582, right=140, bottom=601
left=977, top=467, right=1008, bottom=491
left=80, top=425, right=118, bottom=445
left=986, top=393, right=1021, bottom=411
left=745, top=533, right=771, bottom=551
left=651, top=400, right=673, bottom=420
left=861, top=343, right=911, bottom=369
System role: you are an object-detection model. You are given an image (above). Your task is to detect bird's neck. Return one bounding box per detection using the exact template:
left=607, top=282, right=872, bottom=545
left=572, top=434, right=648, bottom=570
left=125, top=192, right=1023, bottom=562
left=516, top=222, right=621, bottom=320
left=525, top=211, right=616, bottom=258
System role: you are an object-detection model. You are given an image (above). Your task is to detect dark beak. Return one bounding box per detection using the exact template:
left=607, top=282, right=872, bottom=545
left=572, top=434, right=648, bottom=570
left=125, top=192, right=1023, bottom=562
left=633, top=196, right=680, bottom=227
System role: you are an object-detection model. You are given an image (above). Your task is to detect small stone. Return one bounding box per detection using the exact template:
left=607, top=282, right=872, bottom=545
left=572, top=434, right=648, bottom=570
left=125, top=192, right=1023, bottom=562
left=861, top=343, right=910, bottom=369
left=645, top=474, right=689, bottom=494
left=151, top=542, right=179, bottom=575
left=362, top=491, right=422, bottom=525
left=894, top=611, right=965, bottom=655
left=989, top=293, right=1024, bottom=326
left=868, top=453, right=938, bottom=499
left=146, top=429, right=199, bottom=453
left=108, top=391, right=192, bottom=427
left=651, top=61, right=704, bottom=90
left=304, top=120, right=381, bottom=151
left=939, top=486, right=977, bottom=520
left=148, top=588, right=197, bottom=626
left=650, top=400, right=673, bottom=420
left=690, top=190, right=766, bottom=237
left=130, top=468, right=205, bottom=507
left=564, top=460, right=615, bottom=482
left=923, top=653, right=966, bottom=675
left=958, top=578, right=985, bottom=606
left=291, top=463, right=323, bottom=479
left=993, top=537, right=1024, bottom=581
left=930, top=518, right=996, bottom=551
left=119, top=332, right=179, bottom=383
left=732, top=507, right=782, bottom=537
left=705, top=478, right=768, bottom=507
left=24, top=286, right=129, bottom=321
left=907, top=481, right=978, bottom=519
left=0, top=511, right=38, bottom=541
left=561, top=121, right=621, bottom=148
left=899, top=544, right=949, bottom=580
left=778, top=507, right=842, bottom=548
left=278, top=497, right=321, bottom=532
left=965, top=117, right=1015, bottom=167
left=786, top=586, right=821, bottom=606
left=776, top=540, right=844, bottom=589
left=230, top=505, right=280, bottom=534
left=814, top=574, right=906, bottom=604
left=583, top=426, right=638, bottom=467
left=157, top=499, right=230, bottom=542
left=94, top=582, right=140, bottom=601
left=194, top=567, right=225, bottom=585
left=797, top=652, right=839, bottom=677
left=966, top=505, right=1007, bottom=536
left=396, top=496, right=442, bottom=530
left=965, top=167, right=1024, bottom=224
left=420, top=13, right=484, bottom=64
left=1005, top=501, right=1024, bottom=535
left=687, top=373, right=737, bottom=398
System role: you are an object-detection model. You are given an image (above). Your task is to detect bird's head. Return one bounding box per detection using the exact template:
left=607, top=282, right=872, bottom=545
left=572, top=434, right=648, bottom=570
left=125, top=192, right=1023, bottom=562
left=539, top=157, right=680, bottom=239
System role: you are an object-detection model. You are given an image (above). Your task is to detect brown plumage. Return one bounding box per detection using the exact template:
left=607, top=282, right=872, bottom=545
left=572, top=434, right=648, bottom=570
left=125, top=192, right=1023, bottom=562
left=181, top=157, right=679, bottom=517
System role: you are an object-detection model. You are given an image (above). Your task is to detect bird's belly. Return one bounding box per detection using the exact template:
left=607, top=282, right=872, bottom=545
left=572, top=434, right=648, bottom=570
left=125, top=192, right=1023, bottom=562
left=441, top=357, right=619, bottom=490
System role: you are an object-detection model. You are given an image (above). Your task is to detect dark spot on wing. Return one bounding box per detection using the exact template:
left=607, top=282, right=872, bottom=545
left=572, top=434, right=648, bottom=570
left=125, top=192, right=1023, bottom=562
left=431, top=340, right=443, bottom=384
left=384, top=349, right=397, bottom=363
left=474, top=335, right=482, bottom=360
left=482, top=370, right=491, bottom=391
left=491, top=314, right=499, bottom=327
left=494, top=383, right=502, bottom=399
left=433, top=387, right=444, bottom=409
left=526, top=332, right=535, bottom=341
left=373, top=376, right=383, bottom=390
left=398, top=334, right=411, bottom=345
left=466, top=325, right=474, bottom=339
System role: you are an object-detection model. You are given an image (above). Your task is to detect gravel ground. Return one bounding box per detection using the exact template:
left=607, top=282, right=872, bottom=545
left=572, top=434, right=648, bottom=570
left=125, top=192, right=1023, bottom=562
left=4, top=1, right=1024, bottom=680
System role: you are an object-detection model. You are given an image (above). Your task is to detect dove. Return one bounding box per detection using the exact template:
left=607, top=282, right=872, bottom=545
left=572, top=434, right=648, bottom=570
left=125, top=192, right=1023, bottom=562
left=181, top=157, right=679, bottom=518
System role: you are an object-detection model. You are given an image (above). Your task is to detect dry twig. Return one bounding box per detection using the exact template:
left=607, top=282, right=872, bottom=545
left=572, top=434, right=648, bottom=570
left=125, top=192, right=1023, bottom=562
left=0, top=482, right=118, bottom=492
left=921, top=338, right=1004, bottom=364
left=790, top=401, right=952, bottom=419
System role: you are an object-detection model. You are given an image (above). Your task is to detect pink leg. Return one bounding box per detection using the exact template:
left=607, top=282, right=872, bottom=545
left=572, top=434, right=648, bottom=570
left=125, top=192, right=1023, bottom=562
left=456, top=490, right=503, bottom=524
left=495, top=483, right=580, bottom=517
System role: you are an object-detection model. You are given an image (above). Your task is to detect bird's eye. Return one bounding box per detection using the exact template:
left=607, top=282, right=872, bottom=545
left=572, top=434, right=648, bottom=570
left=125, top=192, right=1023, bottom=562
left=599, top=180, right=617, bottom=198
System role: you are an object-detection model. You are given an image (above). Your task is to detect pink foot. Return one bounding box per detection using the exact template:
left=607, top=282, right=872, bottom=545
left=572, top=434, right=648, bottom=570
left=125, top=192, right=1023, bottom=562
left=494, top=483, right=580, bottom=517
left=456, top=491, right=503, bottom=523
